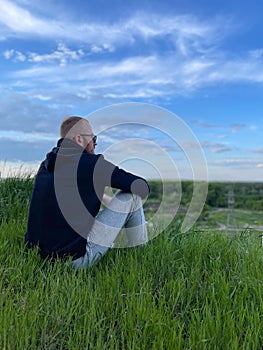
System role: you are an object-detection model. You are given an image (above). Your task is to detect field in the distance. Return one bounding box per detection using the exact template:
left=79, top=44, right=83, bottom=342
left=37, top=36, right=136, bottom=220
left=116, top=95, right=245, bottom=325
left=202, top=208, right=263, bottom=231
left=0, top=177, right=262, bottom=349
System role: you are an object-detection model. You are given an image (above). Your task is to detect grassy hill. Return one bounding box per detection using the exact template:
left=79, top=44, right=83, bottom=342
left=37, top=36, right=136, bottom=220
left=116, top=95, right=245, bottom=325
left=0, top=177, right=262, bottom=349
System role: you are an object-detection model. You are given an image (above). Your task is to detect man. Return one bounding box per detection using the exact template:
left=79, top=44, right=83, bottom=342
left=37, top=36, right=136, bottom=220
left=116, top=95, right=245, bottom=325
left=25, top=116, right=150, bottom=268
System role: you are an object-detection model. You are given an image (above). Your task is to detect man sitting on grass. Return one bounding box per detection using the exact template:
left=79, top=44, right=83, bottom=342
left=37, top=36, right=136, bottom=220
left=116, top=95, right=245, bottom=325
left=25, top=116, right=149, bottom=268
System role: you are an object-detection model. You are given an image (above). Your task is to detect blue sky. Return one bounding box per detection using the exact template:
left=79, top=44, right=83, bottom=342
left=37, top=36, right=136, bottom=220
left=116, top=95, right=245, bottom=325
left=0, top=0, right=262, bottom=181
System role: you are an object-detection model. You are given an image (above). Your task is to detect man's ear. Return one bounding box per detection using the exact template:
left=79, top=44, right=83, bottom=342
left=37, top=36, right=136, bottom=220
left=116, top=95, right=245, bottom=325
left=73, top=134, right=82, bottom=146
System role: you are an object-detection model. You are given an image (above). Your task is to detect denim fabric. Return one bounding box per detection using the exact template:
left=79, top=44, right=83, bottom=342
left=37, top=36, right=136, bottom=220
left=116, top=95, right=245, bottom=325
left=72, top=191, right=148, bottom=268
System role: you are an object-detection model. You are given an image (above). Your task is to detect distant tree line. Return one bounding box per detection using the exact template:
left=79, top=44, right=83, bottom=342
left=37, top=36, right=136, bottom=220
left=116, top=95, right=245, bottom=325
left=206, top=182, right=263, bottom=211
left=147, top=180, right=263, bottom=211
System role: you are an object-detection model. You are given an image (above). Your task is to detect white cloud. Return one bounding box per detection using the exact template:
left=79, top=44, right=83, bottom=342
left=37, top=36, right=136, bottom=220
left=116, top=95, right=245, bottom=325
left=252, top=148, right=263, bottom=153
left=0, top=0, right=223, bottom=53
left=0, top=0, right=61, bottom=37
left=192, top=120, right=249, bottom=133
left=249, top=125, right=258, bottom=131
left=4, top=47, right=263, bottom=105
left=90, top=44, right=114, bottom=53
left=207, top=157, right=263, bottom=181
left=0, top=129, right=57, bottom=142
left=0, top=89, right=71, bottom=133
left=3, top=49, right=13, bottom=59
left=4, top=43, right=85, bottom=65
left=2, top=2, right=263, bottom=96
left=217, top=134, right=227, bottom=139
left=201, top=141, right=235, bottom=153
left=211, top=158, right=261, bottom=167
left=3, top=49, right=26, bottom=61
left=28, top=43, right=84, bottom=66
left=3, top=43, right=113, bottom=66
left=203, top=59, right=263, bottom=84
left=249, top=49, right=263, bottom=59
left=230, top=124, right=246, bottom=133
left=33, top=94, right=52, bottom=101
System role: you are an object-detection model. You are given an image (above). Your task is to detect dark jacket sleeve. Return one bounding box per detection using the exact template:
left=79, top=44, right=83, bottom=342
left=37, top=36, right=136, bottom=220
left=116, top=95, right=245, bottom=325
left=100, top=157, right=150, bottom=199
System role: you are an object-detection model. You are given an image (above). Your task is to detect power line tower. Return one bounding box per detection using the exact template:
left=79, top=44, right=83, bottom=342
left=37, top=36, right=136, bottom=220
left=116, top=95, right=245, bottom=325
left=226, top=185, right=237, bottom=233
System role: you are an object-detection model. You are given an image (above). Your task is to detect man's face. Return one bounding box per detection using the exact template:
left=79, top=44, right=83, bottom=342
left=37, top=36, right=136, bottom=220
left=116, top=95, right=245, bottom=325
left=81, top=121, right=97, bottom=155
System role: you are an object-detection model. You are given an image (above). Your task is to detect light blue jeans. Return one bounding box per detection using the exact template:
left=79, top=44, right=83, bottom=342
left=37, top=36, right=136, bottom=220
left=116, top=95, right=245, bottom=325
left=72, top=191, right=148, bottom=268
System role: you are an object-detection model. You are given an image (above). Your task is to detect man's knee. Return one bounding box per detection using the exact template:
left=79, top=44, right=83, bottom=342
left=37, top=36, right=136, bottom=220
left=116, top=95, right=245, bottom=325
left=116, top=191, right=142, bottom=205
left=116, top=191, right=133, bottom=201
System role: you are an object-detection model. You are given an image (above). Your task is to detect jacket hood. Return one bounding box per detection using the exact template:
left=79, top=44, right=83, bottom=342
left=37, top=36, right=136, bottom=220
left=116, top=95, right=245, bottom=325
left=44, top=138, right=86, bottom=173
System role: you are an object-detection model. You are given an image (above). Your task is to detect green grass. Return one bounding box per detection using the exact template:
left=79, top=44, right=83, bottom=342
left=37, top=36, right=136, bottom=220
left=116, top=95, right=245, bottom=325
left=0, top=178, right=263, bottom=349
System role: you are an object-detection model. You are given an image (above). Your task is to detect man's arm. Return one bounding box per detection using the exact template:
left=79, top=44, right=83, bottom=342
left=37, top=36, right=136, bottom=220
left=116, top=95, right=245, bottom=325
left=110, top=165, right=150, bottom=199
left=92, top=155, right=150, bottom=199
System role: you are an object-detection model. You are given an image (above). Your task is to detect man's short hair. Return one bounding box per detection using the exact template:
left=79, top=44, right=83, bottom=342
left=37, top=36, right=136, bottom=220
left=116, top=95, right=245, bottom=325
left=60, top=116, right=85, bottom=138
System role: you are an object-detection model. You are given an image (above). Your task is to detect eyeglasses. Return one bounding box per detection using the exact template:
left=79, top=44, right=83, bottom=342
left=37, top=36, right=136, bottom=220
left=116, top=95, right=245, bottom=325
left=80, top=134, right=97, bottom=144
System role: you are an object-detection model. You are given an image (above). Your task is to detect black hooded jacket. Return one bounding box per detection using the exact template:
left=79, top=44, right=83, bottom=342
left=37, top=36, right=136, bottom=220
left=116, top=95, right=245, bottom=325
left=25, top=138, right=150, bottom=260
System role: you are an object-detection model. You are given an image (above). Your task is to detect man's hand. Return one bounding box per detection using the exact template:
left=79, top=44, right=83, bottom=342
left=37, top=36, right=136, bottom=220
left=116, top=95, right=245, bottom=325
left=102, top=193, right=113, bottom=205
